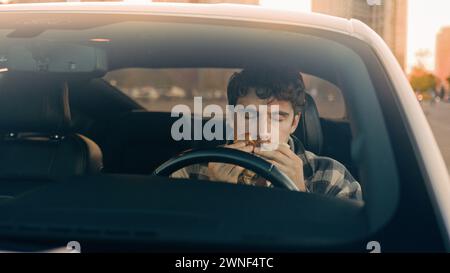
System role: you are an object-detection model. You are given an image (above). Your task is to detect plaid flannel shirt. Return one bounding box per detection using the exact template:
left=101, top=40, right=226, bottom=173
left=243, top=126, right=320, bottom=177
left=171, top=136, right=362, bottom=201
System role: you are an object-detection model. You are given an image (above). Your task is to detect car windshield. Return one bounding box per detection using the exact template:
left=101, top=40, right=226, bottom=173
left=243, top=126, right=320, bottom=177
left=0, top=12, right=401, bottom=251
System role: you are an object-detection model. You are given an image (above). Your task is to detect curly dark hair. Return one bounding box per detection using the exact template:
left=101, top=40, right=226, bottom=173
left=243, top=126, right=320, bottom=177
left=227, top=67, right=306, bottom=115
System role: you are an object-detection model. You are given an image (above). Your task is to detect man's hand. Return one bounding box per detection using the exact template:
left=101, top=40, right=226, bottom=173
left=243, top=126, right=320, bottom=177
left=254, top=143, right=306, bottom=191
left=207, top=141, right=254, bottom=183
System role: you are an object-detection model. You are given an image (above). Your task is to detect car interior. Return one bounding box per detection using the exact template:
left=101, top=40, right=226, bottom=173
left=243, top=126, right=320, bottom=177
left=68, top=77, right=357, bottom=182
left=0, top=66, right=355, bottom=192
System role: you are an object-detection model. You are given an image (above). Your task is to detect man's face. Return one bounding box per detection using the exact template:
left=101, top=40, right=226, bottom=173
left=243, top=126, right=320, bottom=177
left=234, top=88, right=301, bottom=145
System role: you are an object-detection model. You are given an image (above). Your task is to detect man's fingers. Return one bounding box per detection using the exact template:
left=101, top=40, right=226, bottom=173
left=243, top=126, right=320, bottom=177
left=268, top=160, right=288, bottom=173
left=212, top=163, right=234, bottom=172
left=209, top=163, right=231, bottom=175
left=276, top=143, right=294, bottom=156
left=276, top=144, right=300, bottom=161
left=237, top=145, right=254, bottom=153
left=254, top=149, right=290, bottom=165
left=225, top=141, right=247, bottom=149
left=208, top=162, right=244, bottom=184
left=225, top=142, right=254, bottom=153
left=228, top=165, right=244, bottom=177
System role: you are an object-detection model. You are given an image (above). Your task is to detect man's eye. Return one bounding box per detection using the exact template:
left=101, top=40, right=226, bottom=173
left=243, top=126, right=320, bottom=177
left=270, top=113, right=283, bottom=121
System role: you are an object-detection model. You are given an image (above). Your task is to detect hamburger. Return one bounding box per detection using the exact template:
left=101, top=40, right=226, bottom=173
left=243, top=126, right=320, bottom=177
left=235, top=132, right=270, bottom=148
left=234, top=133, right=271, bottom=185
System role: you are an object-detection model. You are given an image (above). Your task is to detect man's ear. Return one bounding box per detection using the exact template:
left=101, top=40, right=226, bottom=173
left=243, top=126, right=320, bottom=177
left=290, top=113, right=301, bottom=134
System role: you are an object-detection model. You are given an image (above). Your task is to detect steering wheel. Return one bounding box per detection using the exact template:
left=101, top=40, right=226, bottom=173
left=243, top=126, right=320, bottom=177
left=153, top=147, right=299, bottom=191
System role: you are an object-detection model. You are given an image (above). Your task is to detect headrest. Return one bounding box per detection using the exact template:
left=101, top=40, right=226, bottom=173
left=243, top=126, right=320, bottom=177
left=0, top=75, right=71, bottom=134
left=295, top=93, right=323, bottom=155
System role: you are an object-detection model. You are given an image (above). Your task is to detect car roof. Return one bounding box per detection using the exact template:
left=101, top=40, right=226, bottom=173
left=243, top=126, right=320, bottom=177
left=0, top=2, right=357, bottom=35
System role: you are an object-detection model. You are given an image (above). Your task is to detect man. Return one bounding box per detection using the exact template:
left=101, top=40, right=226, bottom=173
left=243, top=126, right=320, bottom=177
left=172, top=68, right=362, bottom=201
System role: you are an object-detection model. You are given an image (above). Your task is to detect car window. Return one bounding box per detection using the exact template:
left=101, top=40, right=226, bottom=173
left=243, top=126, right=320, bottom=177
left=104, top=69, right=346, bottom=119
left=0, top=13, right=403, bottom=248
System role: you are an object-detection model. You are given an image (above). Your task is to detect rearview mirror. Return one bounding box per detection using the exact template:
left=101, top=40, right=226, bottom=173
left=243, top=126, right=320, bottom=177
left=0, top=42, right=107, bottom=75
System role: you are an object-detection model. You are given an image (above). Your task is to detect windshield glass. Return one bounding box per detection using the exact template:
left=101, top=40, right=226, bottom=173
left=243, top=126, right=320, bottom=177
left=0, top=12, right=402, bottom=251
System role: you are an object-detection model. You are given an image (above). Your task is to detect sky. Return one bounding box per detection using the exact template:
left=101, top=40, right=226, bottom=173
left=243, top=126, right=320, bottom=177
left=406, top=0, right=450, bottom=71
left=260, top=0, right=450, bottom=72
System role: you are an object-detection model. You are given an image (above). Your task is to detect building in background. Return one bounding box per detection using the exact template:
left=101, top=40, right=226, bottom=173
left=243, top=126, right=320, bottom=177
left=312, top=0, right=408, bottom=71
left=435, top=27, right=450, bottom=90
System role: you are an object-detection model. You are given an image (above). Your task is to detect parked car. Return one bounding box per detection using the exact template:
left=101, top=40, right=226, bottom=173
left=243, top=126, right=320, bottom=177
left=0, top=2, right=448, bottom=252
